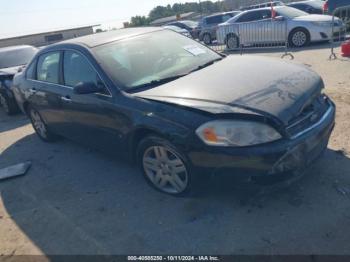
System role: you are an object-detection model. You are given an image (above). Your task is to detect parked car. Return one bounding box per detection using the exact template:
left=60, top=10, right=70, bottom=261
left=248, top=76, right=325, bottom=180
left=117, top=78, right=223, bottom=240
left=240, top=1, right=285, bottom=11
left=13, top=28, right=335, bottom=195
left=163, top=25, right=192, bottom=38
left=199, top=11, right=241, bottom=45
left=217, top=6, right=345, bottom=49
left=0, top=45, right=38, bottom=115
left=323, top=0, right=350, bottom=14
left=323, top=0, right=350, bottom=31
left=287, top=0, right=324, bottom=14
left=167, top=20, right=200, bottom=38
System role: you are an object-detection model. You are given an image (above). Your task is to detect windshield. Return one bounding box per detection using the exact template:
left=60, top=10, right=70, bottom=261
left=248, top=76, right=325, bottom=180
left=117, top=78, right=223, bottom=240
left=0, top=47, right=37, bottom=69
left=94, top=30, right=222, bottom=91
left=276, top=6, right=309, bottom=18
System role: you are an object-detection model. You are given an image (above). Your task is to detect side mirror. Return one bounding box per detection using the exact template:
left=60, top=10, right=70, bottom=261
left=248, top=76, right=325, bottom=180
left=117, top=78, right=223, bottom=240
left=73, top=82, right=102, bottom=95
left=274, top=16, right=285, bottom=21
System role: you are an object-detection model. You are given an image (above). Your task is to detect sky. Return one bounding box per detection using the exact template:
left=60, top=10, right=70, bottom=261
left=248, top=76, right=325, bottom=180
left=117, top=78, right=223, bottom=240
left=0, top=0, right=198, bottom=39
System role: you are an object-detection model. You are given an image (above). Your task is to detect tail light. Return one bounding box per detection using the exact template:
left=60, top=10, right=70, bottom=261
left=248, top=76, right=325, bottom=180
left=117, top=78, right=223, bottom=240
left=323, top=1, right=329, bottom=13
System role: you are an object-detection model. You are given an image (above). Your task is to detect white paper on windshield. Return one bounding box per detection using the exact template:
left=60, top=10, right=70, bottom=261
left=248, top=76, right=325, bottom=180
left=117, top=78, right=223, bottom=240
left=183, top=45, right=206, bottom=56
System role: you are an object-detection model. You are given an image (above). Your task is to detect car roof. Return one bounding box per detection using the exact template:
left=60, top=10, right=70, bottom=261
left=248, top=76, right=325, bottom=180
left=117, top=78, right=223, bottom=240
left=57, top=27, right=164, bottom=48
left=0, top=45, right=37, bottom=53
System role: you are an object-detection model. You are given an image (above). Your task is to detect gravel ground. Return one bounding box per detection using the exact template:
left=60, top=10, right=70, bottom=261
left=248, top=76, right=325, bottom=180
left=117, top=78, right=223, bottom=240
left=0, top=44, right=350, bottom=256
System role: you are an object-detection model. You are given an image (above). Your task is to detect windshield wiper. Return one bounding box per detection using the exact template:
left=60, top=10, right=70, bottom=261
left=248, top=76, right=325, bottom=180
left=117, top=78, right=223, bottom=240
left=189, top=57, right=223, bottom=74
left=129, top=74, right=188, bottom=91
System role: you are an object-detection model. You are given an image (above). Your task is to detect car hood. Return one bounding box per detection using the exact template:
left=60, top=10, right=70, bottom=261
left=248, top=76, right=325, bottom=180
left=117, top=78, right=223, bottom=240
left=293, top=14, right=334, bottom=22
left=132, top=56, right=323, bottom=126
left=0, top=66, right=22, bottom=77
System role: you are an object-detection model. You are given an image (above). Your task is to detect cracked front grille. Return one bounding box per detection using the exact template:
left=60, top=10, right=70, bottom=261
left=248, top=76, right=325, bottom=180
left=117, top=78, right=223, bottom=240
left=286, top=94, right=330, bottom=139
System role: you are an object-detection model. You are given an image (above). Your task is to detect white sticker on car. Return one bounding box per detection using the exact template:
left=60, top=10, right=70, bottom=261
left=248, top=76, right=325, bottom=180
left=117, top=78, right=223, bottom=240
left=183, top=45, right=206, bottom=56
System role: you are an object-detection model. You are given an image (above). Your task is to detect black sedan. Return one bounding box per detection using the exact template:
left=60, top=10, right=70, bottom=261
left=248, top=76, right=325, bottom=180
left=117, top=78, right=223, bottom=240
left=12, top=28, right=335, bottom=195
left=0, top=45, right=38, bottom=115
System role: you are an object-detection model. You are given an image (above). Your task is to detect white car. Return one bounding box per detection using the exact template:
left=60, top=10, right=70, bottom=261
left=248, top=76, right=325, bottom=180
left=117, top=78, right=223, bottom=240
left=216, top=6, right=345, bottom=49
left=162, top=25, right=192, bottom=38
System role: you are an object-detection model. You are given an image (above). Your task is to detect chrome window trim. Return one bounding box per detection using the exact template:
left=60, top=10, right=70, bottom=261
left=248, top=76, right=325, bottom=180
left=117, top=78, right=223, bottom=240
left=290, top=103, right=334, bottom=140
left=26, top=48, right=113, bottom=98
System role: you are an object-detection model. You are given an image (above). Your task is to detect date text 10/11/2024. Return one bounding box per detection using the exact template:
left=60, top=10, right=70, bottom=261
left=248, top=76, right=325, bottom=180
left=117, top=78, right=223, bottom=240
left=127, top=256, right=220, bottom=261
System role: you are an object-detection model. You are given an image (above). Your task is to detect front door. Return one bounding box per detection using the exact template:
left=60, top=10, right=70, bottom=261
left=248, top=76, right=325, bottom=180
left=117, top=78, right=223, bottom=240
left=28, top=51, right=72, bottom=136
left=59, top=50, right=127, bottom=154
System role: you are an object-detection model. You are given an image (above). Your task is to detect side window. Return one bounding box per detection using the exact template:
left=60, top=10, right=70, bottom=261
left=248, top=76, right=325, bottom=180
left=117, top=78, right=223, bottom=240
left=206, top=16, right=223, bottom=25
left=261, top=10, right=272, bottom=19
left=26, top=61, right=35, bottom=79
left=63, top=51, right=108, bottom=94
left=237, top=11, right=261, bottom=22
left=37, top=52, right=60, bottom=84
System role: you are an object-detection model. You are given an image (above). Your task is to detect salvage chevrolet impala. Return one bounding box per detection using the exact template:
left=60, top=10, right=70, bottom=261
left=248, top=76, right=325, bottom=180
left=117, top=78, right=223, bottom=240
left=12, top=28, right=335, bottom=195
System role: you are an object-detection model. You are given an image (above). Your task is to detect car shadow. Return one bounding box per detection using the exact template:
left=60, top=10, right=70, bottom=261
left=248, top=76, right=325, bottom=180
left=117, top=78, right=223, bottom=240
left=0, top=111, right=29, bottom=133
left=1, top=134, right=350, bottom=255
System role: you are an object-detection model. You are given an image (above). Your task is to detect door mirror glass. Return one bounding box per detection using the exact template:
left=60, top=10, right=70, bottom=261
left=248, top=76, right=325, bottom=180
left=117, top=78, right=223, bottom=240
left=73, top=82, right=101, bottom=95
left=274, top=16, right=285, bottom=21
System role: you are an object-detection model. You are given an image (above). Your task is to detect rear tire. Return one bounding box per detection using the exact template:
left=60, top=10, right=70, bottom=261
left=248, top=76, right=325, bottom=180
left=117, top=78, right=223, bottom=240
left=288, top=28, right=310, bottom=48
left=28, top=105, right=60, bottom=142
left=202, top=33, right=212, bottom=45
left=137, top=136, right=196, bottom=196
left=0, top=92, right=19, bottom=115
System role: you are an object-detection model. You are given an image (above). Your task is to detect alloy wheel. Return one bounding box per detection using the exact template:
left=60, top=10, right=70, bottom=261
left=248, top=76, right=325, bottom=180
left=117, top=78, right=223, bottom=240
left=143, top=146, right=188, bottom=194
left=227, top=36, right=238, bottom=50
left=292, top=31, right=307, bottom=47
left=30, top=109, right=48, bottom=139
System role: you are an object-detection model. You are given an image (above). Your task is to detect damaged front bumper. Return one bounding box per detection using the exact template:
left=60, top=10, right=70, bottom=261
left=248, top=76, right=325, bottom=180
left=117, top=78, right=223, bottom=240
left=188, top=102, right=335, bottom=180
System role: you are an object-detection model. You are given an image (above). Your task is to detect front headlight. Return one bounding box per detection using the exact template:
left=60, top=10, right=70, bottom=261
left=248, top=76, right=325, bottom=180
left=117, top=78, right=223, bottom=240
left=196, top=120, right=282, bottom=147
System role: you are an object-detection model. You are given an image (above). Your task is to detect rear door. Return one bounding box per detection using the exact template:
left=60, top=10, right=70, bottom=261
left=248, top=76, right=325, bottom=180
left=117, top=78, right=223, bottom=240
left=26, top=51, right=72, bottom=135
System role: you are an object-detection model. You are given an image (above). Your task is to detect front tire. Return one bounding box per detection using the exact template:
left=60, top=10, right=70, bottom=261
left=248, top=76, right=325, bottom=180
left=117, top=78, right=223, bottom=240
left=28, top=106, right=59, bottom=142
left=202, top=33, right=212, bottom=45
left=137, top=136, right=194, bottom=196
left=289, top=28, right=310, bottom=48
left=226, top=34, right=240, bottom=50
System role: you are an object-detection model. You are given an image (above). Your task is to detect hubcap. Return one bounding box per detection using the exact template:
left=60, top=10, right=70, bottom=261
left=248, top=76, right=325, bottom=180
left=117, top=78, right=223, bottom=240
left=143, top=146, right=188, bottom=194
left=292, top=31, right=307, bottom=47
left=30, top=110, right=47, bottom=138
left=0, top=94, right=9, bottom=113
left=227, top=37, right=238, bottom=49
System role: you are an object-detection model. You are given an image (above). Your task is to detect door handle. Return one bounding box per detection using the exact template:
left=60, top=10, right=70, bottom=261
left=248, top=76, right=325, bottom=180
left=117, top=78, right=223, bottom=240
left=61, top=96, right=71, bottom=102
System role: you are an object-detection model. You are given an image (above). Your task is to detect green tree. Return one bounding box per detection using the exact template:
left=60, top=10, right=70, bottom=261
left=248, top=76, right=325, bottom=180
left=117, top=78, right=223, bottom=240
left=130, top=16, right=150, bottom=27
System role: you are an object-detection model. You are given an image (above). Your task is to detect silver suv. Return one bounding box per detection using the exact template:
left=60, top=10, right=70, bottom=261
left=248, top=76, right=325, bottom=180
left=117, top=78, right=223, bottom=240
left=199, top=11, right=241, bottom=44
